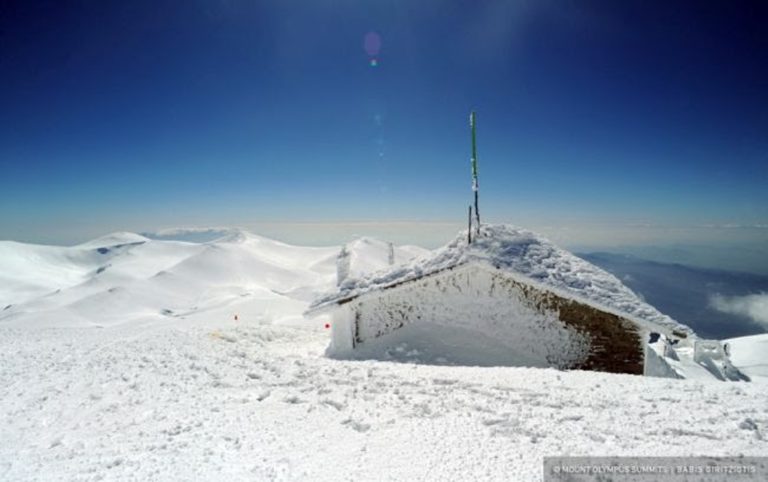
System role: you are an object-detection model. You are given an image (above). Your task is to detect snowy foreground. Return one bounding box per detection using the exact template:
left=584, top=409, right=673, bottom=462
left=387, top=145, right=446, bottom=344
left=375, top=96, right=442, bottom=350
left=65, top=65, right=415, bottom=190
left=1, top=231, right=766, bottom=481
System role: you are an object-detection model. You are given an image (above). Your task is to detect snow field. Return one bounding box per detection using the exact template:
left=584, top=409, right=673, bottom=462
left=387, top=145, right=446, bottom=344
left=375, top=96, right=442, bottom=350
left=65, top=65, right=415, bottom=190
left=1, top=320, right=766, bottom=481
left=1, top=229, right=766, bottom=481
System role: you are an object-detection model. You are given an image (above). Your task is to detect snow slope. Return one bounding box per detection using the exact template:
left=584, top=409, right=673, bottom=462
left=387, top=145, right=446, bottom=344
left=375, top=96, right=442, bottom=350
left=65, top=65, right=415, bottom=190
left=341, top=237, right=429, bottom=280
left=725, top=333, right=768, bottom=379
left=0, top=232, right=151, bottom=308
left=1, top=230, right=766, bottom=481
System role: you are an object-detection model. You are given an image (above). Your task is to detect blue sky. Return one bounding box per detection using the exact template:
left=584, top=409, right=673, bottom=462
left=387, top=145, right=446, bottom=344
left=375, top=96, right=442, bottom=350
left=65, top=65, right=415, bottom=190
left=1, top=1, right=767, bottom=252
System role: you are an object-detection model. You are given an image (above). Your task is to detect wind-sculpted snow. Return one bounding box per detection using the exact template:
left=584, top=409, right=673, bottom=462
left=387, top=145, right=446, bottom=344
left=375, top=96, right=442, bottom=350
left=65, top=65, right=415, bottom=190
left=76, top=231, right=150, bottom=248
left=1, top=322, right=765, bottom=481
left=311, top=225, right=692, bottom=336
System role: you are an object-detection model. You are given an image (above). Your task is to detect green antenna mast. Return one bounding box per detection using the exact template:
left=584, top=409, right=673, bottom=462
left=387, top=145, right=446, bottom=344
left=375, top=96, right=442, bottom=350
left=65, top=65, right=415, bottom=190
left=470, top=111, right=480, bottom=237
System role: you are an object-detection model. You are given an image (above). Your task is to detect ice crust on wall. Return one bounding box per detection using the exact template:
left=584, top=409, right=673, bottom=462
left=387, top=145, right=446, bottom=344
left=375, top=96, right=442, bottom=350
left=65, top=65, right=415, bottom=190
left=332, top=265, right=592, bottom=369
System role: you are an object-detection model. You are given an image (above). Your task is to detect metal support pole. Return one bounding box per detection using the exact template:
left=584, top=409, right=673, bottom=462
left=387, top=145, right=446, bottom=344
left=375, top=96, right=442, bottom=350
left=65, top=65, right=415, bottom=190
left=470, top=111, right=480, bottom=237
left=468, top=205, right=473, bottom=244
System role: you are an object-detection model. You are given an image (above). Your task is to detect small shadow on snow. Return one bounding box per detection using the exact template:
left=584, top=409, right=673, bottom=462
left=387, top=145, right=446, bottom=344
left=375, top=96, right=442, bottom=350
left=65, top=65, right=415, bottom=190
left=95, top=241, right=146, bottom=255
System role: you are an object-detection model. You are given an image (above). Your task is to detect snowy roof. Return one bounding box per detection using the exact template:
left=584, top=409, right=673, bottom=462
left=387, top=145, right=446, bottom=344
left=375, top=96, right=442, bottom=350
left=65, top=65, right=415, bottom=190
left=308, top=224, right=693, bottom=337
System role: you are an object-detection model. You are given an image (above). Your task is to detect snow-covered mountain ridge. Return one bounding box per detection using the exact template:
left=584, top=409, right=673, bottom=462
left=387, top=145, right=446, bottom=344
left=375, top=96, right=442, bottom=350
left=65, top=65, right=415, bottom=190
left=0, top=229, right=339, bottom=328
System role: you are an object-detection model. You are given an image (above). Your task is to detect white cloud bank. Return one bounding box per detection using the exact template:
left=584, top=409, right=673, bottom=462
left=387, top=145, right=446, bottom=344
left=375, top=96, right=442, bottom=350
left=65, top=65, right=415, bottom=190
left=710, top=293, right=768, bottom=328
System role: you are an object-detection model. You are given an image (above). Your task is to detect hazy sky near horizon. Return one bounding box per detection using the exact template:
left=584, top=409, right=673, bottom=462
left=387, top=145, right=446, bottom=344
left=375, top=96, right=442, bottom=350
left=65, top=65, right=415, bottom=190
left=1, top=1, right=767, bottom=251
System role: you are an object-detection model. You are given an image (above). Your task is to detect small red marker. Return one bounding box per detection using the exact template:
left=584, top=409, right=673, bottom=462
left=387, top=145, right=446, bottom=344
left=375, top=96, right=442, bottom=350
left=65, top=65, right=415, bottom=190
left=324, top=323, right=331, bottom=329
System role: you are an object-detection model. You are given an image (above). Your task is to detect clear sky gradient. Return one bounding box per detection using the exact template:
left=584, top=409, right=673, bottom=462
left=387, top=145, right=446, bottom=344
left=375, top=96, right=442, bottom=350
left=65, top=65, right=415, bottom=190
left=1, top=1, right=767, bottom=252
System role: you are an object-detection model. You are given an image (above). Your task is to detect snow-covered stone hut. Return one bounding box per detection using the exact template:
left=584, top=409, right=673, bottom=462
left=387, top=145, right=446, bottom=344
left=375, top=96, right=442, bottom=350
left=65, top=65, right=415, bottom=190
left=308, top=225, right=695, bottom=376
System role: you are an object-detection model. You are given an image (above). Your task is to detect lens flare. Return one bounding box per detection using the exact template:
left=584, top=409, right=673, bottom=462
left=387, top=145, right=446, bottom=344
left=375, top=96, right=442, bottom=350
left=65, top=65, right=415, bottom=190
left=364, top=31, right=381, bottom=56
left=364, top=32, right=382, bottom=67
